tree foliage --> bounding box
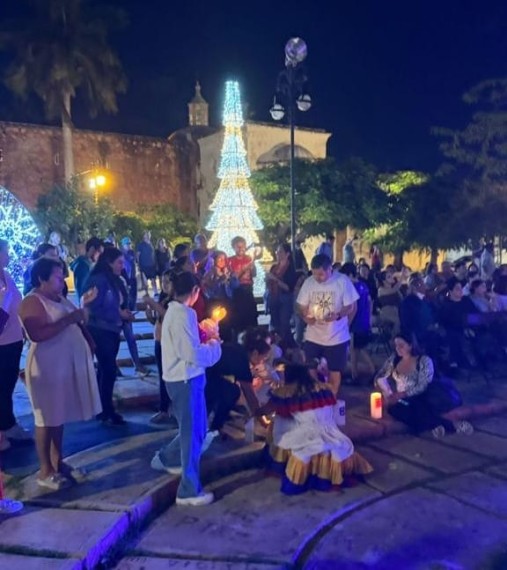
[0,0,127,120]
[433,78,507,241]
[250,157,389,250]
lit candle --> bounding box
[370,392,383,419]
[211,306,227,323]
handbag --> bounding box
[0,308,9,335]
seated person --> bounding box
[377,269,403,331]
[244,336,281,405]
[469,279,495,313]
[257,364,373,495]
[205,328,260,433]
[375,333,472,438]
[399,274,439,357]
[439,277,477,367]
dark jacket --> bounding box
[84,272,123,333]
[71,256,93,300]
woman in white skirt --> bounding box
[19,257,101,490]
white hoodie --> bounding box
[161,301,221,382]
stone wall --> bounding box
[0,121,200,216]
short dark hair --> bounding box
[244,337,270,357]
[311,254,332,270]
[85,237,103,252]
[173,243,189,259]
[31,257,62,286]
[454,260,466,270]
[470,279,485,294]
[34,243,56,259]
[340,262,356,278]
[173,255,189,272]
[231,236,246,248]
[326,234,335,241]
[172,271,199,297]
[446,276,461,292]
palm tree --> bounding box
[0,0,127,181]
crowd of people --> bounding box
[2,230,495,504]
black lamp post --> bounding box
[270,37,312,258]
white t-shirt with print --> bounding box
[296,273,359,346]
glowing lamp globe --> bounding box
[0,186,41,288]
[297,93,312,112]
[285,37,308,66]
[270,101,285,121]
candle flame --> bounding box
[211,306,227,322]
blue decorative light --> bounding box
[0,186,41,288]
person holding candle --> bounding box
[296,254,359,395]
[256,363,372,495]
[374,332,472,438]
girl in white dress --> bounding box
[257,364,372,494]
[19,257,101,490]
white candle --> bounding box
[370,392,383,419]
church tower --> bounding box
[188,81,209,127]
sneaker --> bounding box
[5,424,32,441]
[150,452,182,475]
[150,411,172,425]
[432,425,446,439]
[454,421,474,435]
[0,436,11,452]
[176,491,214,507]
[37,473,71,491]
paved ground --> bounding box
[114,418,507,570]
[2,309,507,569]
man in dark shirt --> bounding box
[70,237,103,302]
[205,340,260,432]
[137,231,158,294]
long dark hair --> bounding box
[393,331,423,366]
[90,247,124,295]
[285,364,317,395]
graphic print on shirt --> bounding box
[310,290,336,321]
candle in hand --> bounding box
[211,306,227,323]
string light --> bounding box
[206,80,271,296]
[0,186,41,288]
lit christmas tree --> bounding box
[206,80,269,295]
[0,186,41,288]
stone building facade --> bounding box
[0,83,330,223]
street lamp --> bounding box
[270,37,311,259]
[88,172,107,205]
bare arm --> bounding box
[296,302,316,325]
[19,296,84,343]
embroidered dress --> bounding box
[267,383,372,494]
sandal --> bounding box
[37,473,71,491]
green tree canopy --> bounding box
[250,157,389,250]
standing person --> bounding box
[266,243,298,346]
[70,237,103,303]
[294,240,308,272]
[228,236,259,333]
[18,257,101,489]
[190,234,212,278]
[172,243,191,267]
[144,270,173,424]
[151,272,221,506]
[120,237,137,312]
[316,234,335,262]
[369,244,382,273]
[84,248,134,425]
[296,254,359,395]
[0,239,31,451]
[481,243,496,281]
[342,236,356,264]
[24,243,69,298]
[155,238,172,289]
[340,263,375,383]
[137,231,158,295]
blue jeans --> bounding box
[158,375,207,498]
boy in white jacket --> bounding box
[151,272,221,506]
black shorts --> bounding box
[352,331,371,350]
[304,340,349,373]
[141,267,157,280]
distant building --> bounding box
[0,82,330,224]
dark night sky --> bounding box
[1,0,507,171]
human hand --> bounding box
[82,287,98,306]
[199,318,220,341]
[324,311,339,322]
[69,308,87,324]
[305,315,317,326]
[120,309,135,322]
